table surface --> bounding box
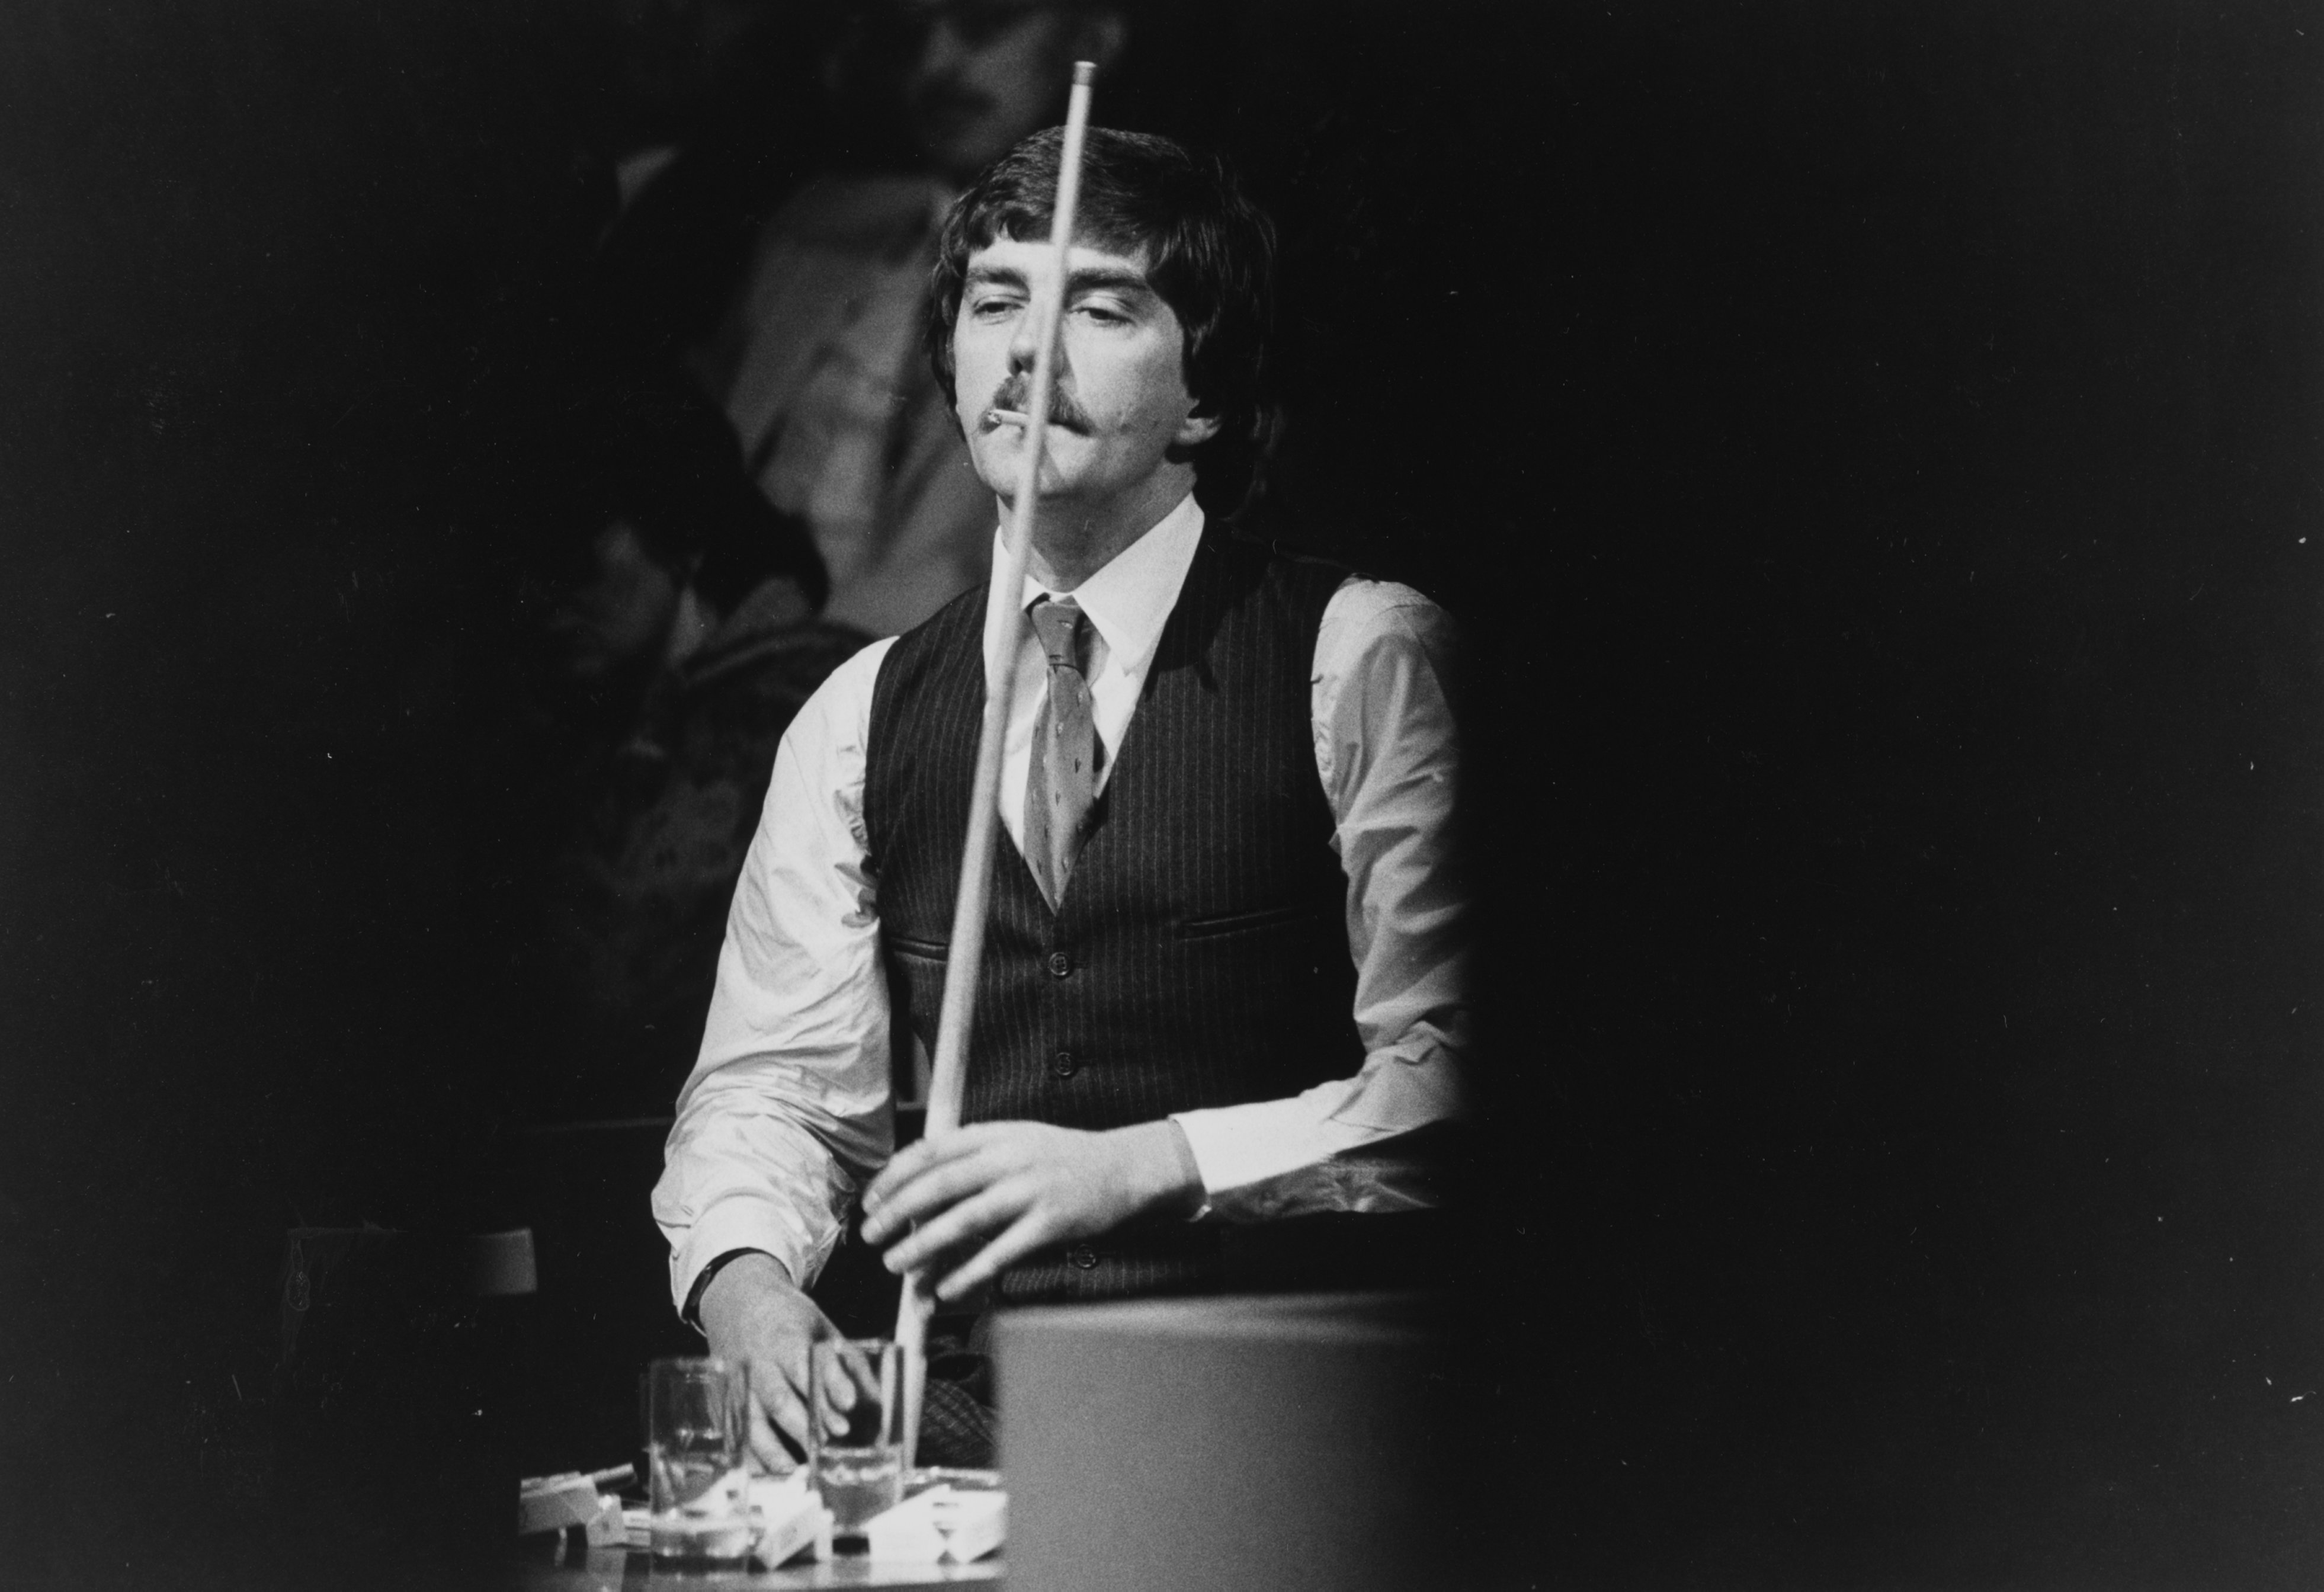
[519,1543,1002,1591]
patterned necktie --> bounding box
[1023,599,1100,909]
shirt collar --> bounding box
[1004,492,1204,678]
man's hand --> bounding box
[696,1253,873,1473]
[858,1120,1203,1302]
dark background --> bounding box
[4,2,2320,1586]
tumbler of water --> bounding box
[645,1356,752,1563]
[810,1337,905,1543]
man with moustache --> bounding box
[653,128,1467,1468]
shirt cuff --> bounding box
[1161,1117,1210,1220]
[668,1195,812,1318]
[1170,1091,1361,1203]
[1168,1052,1463,1223]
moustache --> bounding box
[981,377,1089,434]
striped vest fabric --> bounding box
[864,525,1362,1305]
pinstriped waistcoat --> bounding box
[863,525,1363,1305]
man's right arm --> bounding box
[650,637,897,1465]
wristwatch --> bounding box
[682,1245,773,1330]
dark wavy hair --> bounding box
[926,126,1281,519]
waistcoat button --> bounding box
[1066,1246,1098,1270]
[1052,1049,1077,1078]
[1047,951,1072,978]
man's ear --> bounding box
[1070,9,1130,75]
[1173,406,1222,449]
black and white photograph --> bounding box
[3,3,2320,1587]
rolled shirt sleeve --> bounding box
[1169,578,1469,1218]
[652,639,899,1313]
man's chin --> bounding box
[965,426,1017,479]
[970,425,1080,488]
[983,467,1080,511]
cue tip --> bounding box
[1072,60,1096,86]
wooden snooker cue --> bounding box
[894,59,1100,1473]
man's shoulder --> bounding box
[880,579,993,673]
[1213,524,1445,627]
[1182,526,1461,674]
[1187,523,1354,630]
[1320,574,1449,632]
[1314,575,1461,700]
[1212,521,1350,578]
[782,633,900,763]
[862,582,995,766]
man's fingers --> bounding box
[860,1129,995,1227]
[745,1390,799,1474]
[866,1129,985,1199]
[863,1139,937,1212]
[825,1337,878,1409]
[751,1362,814,1462]
[812,1337,878,1431]
[864,1150,1018,1247]
[860,1125,995,1227]
[935,1209,1056,1302]
[816,1373,850,1436]
[882,1178,1031,1274]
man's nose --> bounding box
[1006,297,1044,371]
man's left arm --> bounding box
[860,580,1466,1298]
[1166,578,1467,1219]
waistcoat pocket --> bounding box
[1176,898,1335,941]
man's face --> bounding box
[951,233,1215,512]
[896,0,1083,180]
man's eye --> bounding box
[969,294,1020,320]
[1075,302,1129,326]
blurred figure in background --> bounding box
[599,0,1132,637]
[509,376,868,1114]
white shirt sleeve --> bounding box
[1168,578,1469,1219]
[650,637,900,1314]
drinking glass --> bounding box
[810,1337,905,1542]
[645,1356,752,1563]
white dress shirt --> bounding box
[653,496,1467,1311]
